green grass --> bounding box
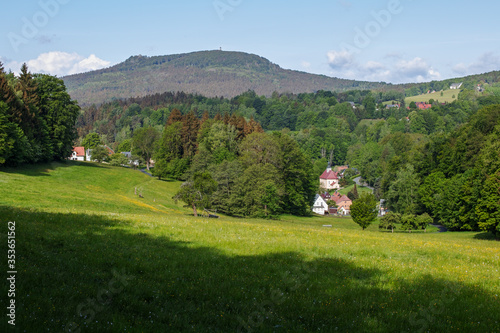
[339,184,373,196]
[1,162,499,332]
[405,89,459,105]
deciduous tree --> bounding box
[351,193,378,230]
[173,172,217,217]
[132,127,159,170]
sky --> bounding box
[2,0,500,84]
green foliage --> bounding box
[476,170,500,236]
[387,164,420,215]
[82,133,102,151]
[0,102,27,164]
[347,184,359,201]
[90,145,110,163]
[173,171,217,216]
[351,193,378,230]
[109,153,130,167]
[261,184,281,219]
[417,213,433,232]
[401,214,418,233]
[379,212,401,233]
[117,139,132,153]
[232,163,283,217]
[132,127,160,170]
[0,64,79,165]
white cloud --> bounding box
[393,57,441,82]
[301,61,311,69]
[452,52,500,76]
[7,51,111,76]
[327,50,354,70]
[69,54,111,75]
[326,50,440,83]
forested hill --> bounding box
[62,50,392,106]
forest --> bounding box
[2,60,499,236]
[75,82,500,235]
[0,62,80,165]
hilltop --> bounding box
[62,50,392,106]
[62,50,500,106]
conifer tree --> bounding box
[167,108,183,125]
[181,111,200,158]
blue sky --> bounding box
[2,0,500,83]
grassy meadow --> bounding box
[405,89,459,105]
[1,162,499,332]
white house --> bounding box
[450,82,463,90]
[312,194,329,215]
[70,147,85,161]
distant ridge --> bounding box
[62,50,391,106]
[62,50,500,106]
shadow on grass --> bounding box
[1,205,499,332]
[0,160,106,177]
[473,232,499,241]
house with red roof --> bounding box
[315,191,352,216]
[320,167,340,190]
[335,195,352,215]
[70,147,85,161]
[416,102,432,110]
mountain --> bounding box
[62,50,393,106]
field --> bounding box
[1,162,499,332]
[405,89,459,105]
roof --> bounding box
[105,146,115,155]
[415,102,432,110]
[73,147,85,156]
[320,169,339,180]
[321,192,331,200]
[337,195,351,203]
[331,192,342,202]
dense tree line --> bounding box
[76,83,499,233]
[347,102,500,236]
[143,108,316,218]
[0,62,79,165]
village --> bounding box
[312,165,386,218]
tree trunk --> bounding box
[391,227,394,233]
[146,159,150,171]
[192,203,198,217]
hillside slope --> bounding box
[1,162,499,332]
[62,50,392,105]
